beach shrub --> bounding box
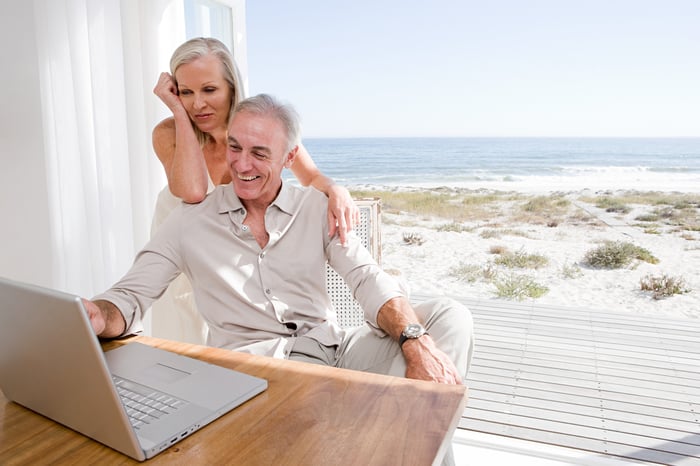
[402,232,425,245]
[482,263,498,280]
[594,196,630,214]
[635,213,659,222]
[561,261,583,279]
[639,274,691,300]
[520,195,570,214]
[449,263,484,283]
[437,222,471,233]
[494,274,549,300]
[494,250,549,269]
[489,245,509,255]
[480,228,531,239]
[582,241,659,269]
[513,195,571,225]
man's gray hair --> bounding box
[233,94,301,152]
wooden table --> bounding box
[0,336,467,465]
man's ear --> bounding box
[284,145,299,168]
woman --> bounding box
[152,37,357,237]
[150,37,358,343]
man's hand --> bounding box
[375,297,462,384]
[82,298,107,335]
[401,335,463,385]
[81,299,126,338]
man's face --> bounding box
[226,111,295,206]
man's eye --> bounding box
[229,145,241,151]
[253,152,267,159]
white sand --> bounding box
[377,191,700,320]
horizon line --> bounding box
[303,135,700,139]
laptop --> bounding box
[0,277,268,461]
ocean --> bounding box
[291,138,700,193]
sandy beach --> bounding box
[368,188,700,321]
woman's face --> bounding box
[175,54,233,133]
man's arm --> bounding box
[82,299,127,338]
[376,297,462,385]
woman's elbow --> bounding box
[172,186,208,204]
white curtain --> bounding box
[32,0,185,297]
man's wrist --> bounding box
[399,323,428,348]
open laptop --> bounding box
[0,277,268,461]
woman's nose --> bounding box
[193,93,206,109]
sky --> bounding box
[245,1,700,138]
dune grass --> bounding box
[580,191,700,233]
[640,273,691,300]
[355,188,695,303]
[582,241,659,269]
[350,189,522,223]
[494,274,549,300]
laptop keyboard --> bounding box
[113,376,188,430]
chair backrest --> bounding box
[327,198,382,329]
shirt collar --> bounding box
[217,182,296,216]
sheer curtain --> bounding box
[30,0,246,312]
[32,0,185,297]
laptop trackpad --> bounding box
[142,363,191,384]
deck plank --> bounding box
[427,296,700,465]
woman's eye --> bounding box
[179,89,192,96]
[204,87,217,93]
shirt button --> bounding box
[260,252,265,259]
[265,288,271,294]
[241,225,249,231]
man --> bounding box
[85,94,473,385]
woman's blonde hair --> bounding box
[170,37,244,146]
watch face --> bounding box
[405,323,424,338]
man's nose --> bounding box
[232,152,253,171]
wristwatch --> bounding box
[399,323,427,347]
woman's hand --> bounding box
[327,185,360,245]
[153,72,185,114]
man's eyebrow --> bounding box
[226,136,272,154]
[251,145,272,154]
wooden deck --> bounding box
[450,297,700,465]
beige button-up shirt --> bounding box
[94,183,404,357]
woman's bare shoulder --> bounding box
[153,117,176,138]
[152,117,176,158]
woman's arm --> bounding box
[291,143,359,244]
[152,72,209,203]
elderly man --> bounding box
[85,94,473,386]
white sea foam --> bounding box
[305,137,700,194]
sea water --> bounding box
[290,138,700,193]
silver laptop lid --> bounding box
[0,277,145,460]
